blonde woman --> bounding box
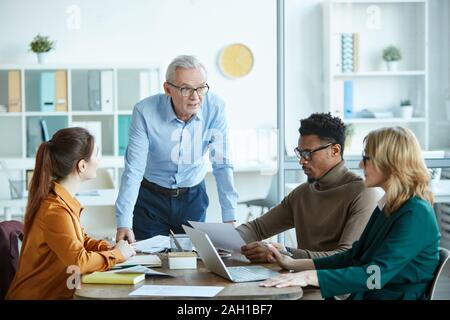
[261,127,440,300]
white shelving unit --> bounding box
[0,64,279,197]
[323,0,429,156]
[0,64,162,188]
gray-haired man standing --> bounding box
[115,55,239,242]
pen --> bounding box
[169,229,184,251]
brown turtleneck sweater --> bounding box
[237,161,381,259]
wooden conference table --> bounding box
[74,254,321,300]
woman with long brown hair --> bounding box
[7,127,135,300]
[260,126,440,300]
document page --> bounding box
[132,235,170,253]
[129,285,224,297]
[188,221,246,252]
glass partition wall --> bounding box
[278,0,450,248]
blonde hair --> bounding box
[364,126,433,215]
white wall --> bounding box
[0,0,277,130]
[284,0,325,154]
[0,0,279,224]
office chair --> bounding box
[0,220,23,300]
[238,175,278,222]
[429,247,450,300]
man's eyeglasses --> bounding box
[362,154,371,166]
[167,82,209,97]
[294,143,334,161]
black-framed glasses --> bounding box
[362,153,371,166]
[294,143,334,161]
[167,82,209,97]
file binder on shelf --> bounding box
[118,115,132,156]
[343,80,354,119]
[40,119,50,142]
[40,71,55,112]
[55,70,68,112]
[7,70,21,112]
[88,70,101,111]
[101,70,113,112]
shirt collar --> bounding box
[51,181,82,217]
[377,195,386,210]
[163,95,204,123]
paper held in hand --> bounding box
[114,254,162,268]
[188,221,246,252]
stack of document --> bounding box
[132,235,170,253]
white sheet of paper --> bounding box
[188,221,246,252]
[115,255,161,267]
[129,285,224,297]
[132,235,170,253]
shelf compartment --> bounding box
[71,69,114,112]
[26,115,68,157]
[331,76,426,118]
[117,68,160,111]
[0,116,22,157]
[24,70,68,112]
[71,115,115,156]
[330,1,426,72]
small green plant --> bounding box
[400,99,412,107]
[382,45,402,62]
[29,34,55,53]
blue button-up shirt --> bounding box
[115,93,239,228]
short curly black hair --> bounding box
[299,113,346,156]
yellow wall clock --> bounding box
[218,43,254,78]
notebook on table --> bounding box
[81,272,145,285]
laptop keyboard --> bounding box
[228,266,277,282]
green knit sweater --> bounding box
[314,196,440,300]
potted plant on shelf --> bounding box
[29,34,55,64]
[382,45,402,72]
[400,99,414,119]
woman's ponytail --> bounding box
[23,141,53,235]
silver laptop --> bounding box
[183,225,280,283]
